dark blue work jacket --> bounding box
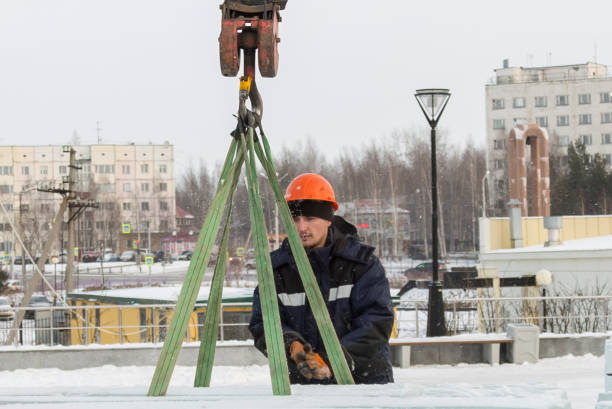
[249,216,394,384]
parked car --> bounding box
[0,296,14,321]
[120,250,137,262]
[13,255,32,265]
[81,251,100,263]
[178,250,193,261]
[138,249,155,262]
[4,279,21,292]
[153,250,165,263]
[402,261,449,280]
[34,254,49,264]
[25,294,51,319]
[103,252,120,262]
[244,248,256,269]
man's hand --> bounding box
[289,341,331,380]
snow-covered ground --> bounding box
[0,354,603,409]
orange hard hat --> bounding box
[284,173,338,211]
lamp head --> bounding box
[415,88,451,126]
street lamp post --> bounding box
[415,88,451,337]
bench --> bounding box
[389,324,539,368]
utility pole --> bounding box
[65,147,77,293]
[63,147,98,292]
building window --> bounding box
[122,202,131,211]
[0,166,13,176]
[534,96,547,107]
[160,220,169,231]
[581,134,592,145]
[96,221,104,230]
[122,165,130,174]
[141,183,149,193]
[513,117,527,126]
[601,112,612,124]
[602,134,612,145]
[123,183,131,192]
[40,165,48,175]
[159,164,167,173]
[96,183,115,193]
[159,200,168,211]
[605,154,612,165]
[20,204,29,212]
[535,116,548,127]
[600,92,612,103]
[495,159,504,169]
[513,97,526,108]
[496,179,505,193]
[0,185,12,194]
[557,115,570,126]
[59,165,67,175]
[493,119,505,129]
[40,203,50,212]
[556,95,569,106]
[493,140,505,150]
[140,164,149,173]
[94,165,114,174]
[579,114,592,125]
[159,182,167,192]
[579,93,591,105]
[141,201,149,211]
[492,99,505,110]
[558,135,569,146]
[21,166,29,176]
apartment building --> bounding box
[485,61,612,214]
[0,143,175,256]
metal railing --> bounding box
[1,295,611,347]
[396,295,612,338]
[0,301,253,347]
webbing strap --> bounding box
[242,127,291,395]
[255,127,354,385]
[148,141,243,397]
[193,149,242,387]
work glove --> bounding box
[289,341,331,380]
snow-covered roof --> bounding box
[488,234,612,254]
[68,285,255,305]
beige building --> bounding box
[485,61,612,215]
[0,143,175,256]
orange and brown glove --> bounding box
[289,341,331,380]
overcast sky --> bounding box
[1,1,612,177]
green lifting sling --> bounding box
[148,123,354,397]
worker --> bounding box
[249,173,394,384]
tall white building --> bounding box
[0,143,175,256]
[485,61,612,214]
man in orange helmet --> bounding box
[249,173,394,384]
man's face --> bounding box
[293,215,331,250]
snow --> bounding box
[0,354,602,409]
[488,234,612,254]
